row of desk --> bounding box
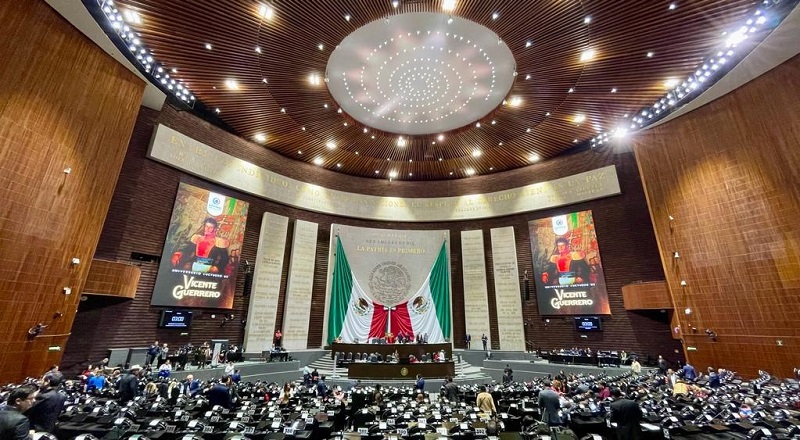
[347,361,455,379]
[331,342,452,361]
[545,353,621,367]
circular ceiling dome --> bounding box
[326,12,517,136]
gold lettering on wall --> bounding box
[149,124,622,222]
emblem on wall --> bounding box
[369,261,411,305]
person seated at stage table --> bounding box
[408,354,418,363]
[439,349,446,361]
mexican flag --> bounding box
[327,237,450,344]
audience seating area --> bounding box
[3,367,799,440]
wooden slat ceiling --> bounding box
[118,0,757,180]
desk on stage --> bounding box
[331,342,452,360]
[347,361,455,379]
[546,353,620,367]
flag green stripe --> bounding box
[430,242,450,338]
[327,236,353,344]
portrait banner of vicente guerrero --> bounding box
[152,182,249,309]
[528,210,610,315]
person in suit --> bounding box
[610,388,642,440]
[26,374,66,433]
[481,334,488,351]
[207,376,233,409]
[465,334,471,349]
[0,385,37,440]
[476,385,496,414]
[538,380,563,426]
[118,365,141,402]
[415,374,425,391]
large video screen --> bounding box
[151,182,249,309]
[528,210,610,315]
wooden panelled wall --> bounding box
[0,1,144,381]
[63,103,680,372]
[634,55,800,378]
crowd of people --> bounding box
[143,340,244,371]
[2,359,799,440]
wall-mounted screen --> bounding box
[151,182,249,309]
[528,210,611,315]
[159,310,193,328]
[574,316,603,332]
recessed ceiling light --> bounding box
[344,14,351,21]
[323,103,329,108]
[224,79,239,90]
[391,0,399,8]
[489,167,494,171]
[363,128,368,133]
[171,68,177,73]
[491,12,499,20]
[205,43,212,50]
[545,112,551,117]
[669,3,677,10]
[437,134,444,141]
[573,114,586,124]
[568,87,575,93]
[313,157,324,166]
[529,153,540,162]
[214,108,220,113]
[664,78,680,88]
[253,133,267,143]
[375,170,380,174]
[409,173,413,176]
[397,137,407,147]
[123,9,142,24]
[491,120,497,125]
[508,96,522,107]
[579,49,595,62]
[258,4,274,20]
[389,170,399,178]
[326,141,336,149]
[466,168,476,176]
[301,126,306,131]
[442,0,456,12]
[343,122,348,127]
[472,149,482,158]
[297,150,302,155]
[308,73,321,86]
[525,41,532,48]
[262,78,268,83]
[255,46,262,53]
[475,122,481,128]
[526,128,531,133]
[646,51,655,58]
[573,139,579,143]
[584,16,591,24]
[280,107,286,113]
[318,43,324,50]
[337,163,342,168]
[611,87,618,93]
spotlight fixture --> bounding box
[673,251,680,259]
[680,280,687,286]
[442,0,456,12]
[668,215,675,221]
[258,4,274,20]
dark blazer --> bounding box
[208,384,232,409]
[0,407,30,440]
[118,373,139,402]
[26,388,66,432]
[610,398,642,440]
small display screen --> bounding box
[574,316,602,331]
[159,310,193,328]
